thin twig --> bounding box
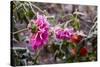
[13,37,21,45]
[88,21,97,35]
[28,2,37,16]
[61,4,65,13]
[22,4,30,22]
[93,16,97,23]
[34,49,41,60]
[64,19,72,28]
[43,10,49,15]
[46,15,55,19]
[59,42,65,55]
[13,28,28,35]
[73,11,86,16]
[29,2,44,14]
[33,48,41,64]
[13,1,23,11]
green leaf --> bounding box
[70,15,80,30]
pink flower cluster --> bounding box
[29,13,50,50]
[28,13,80,50]
[55,27,74,40]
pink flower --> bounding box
[55,28,64,39]
[64,27,74,39]
[29,13,49,50]
[55,27,74,40]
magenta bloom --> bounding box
[30,13,49,50]
[55,27,74,40]
[55,28,64,39]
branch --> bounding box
[12,28,28,35]
[29,2,44,14]
[88,21,97,35]
[28,2,37,16]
